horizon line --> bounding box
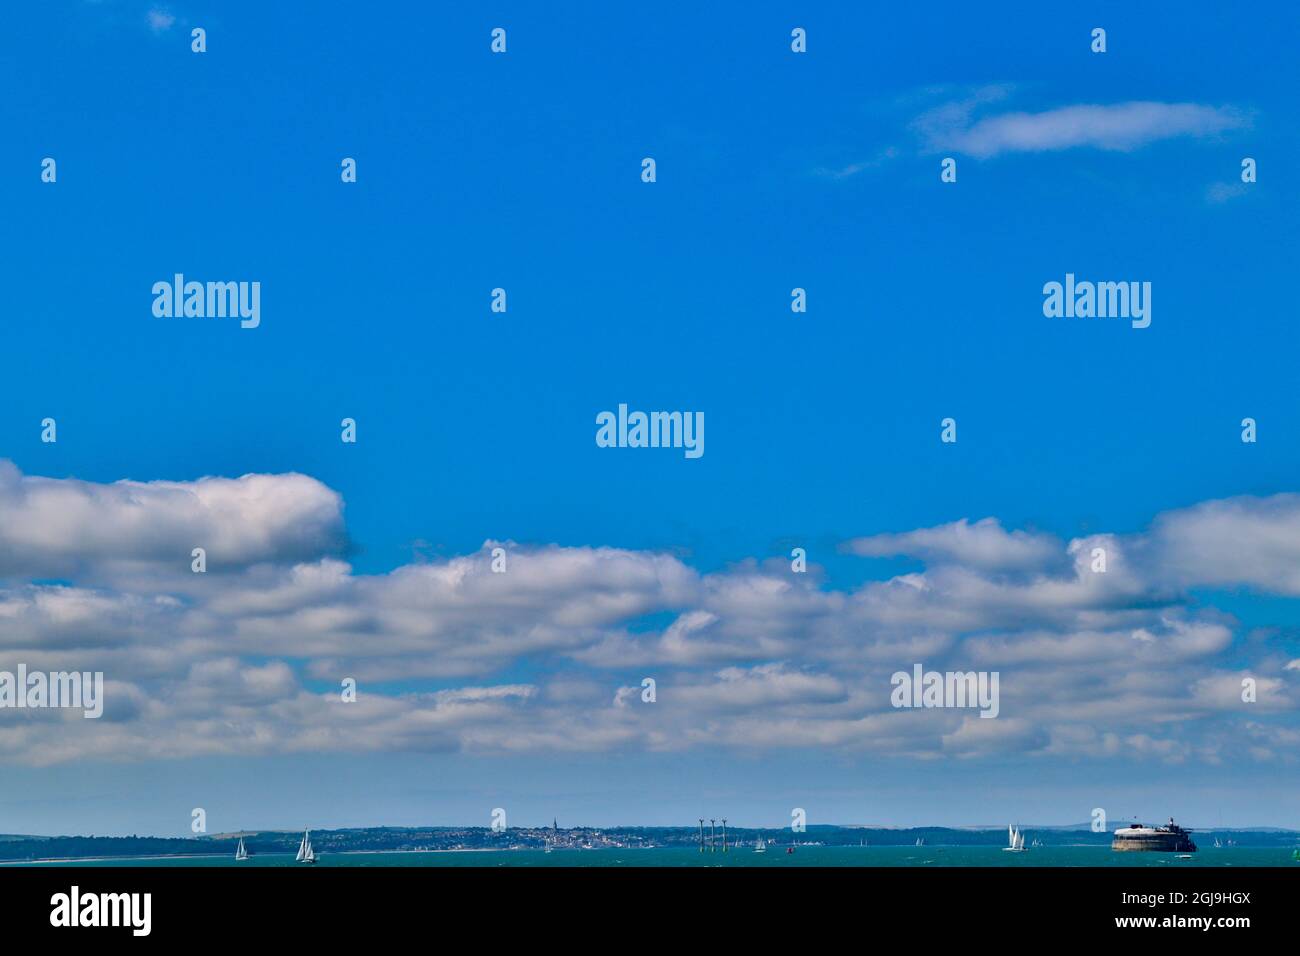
[8,821,1297,841]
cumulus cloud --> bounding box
[844,517,1062,573]
[0,461,1297,767]
[1141,494,1300,594]
[0,460,345,583]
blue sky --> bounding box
[1,1,1299,836]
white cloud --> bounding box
[844,517,1061,572]
[146,8,175,34]
[814,147,900,180]
[0,460,345,582]
[1141,493,1300,594]
[1206,181,1249,204]
[1,462,1297,767]
[915,99,1248,158]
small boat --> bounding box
[234,837,248,861]
[1003,825,1027,852]
[754,837,767,854]
[1213,837,1222,848]
[295,829,317,864]
[915,837,925,847]
[786,845,794,854]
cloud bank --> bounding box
[0,461,1295,767]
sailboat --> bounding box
[915,837,925,847]
[754,837,767,853]
[1003,825,1027,852]
[234,837,248,861]
[1214,837,1222,848]
[295,829,317,864]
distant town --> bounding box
[2,824,1298,863]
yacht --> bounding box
[1003,825,1027,852]
[295,829,317,864]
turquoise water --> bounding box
[12,846,1297,867]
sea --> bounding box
[10,846,1295,867]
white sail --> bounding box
[1005,824,1027,851]
[235,837,248,861]
[296,830,310,862]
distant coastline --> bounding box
[2,824,1297,864]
